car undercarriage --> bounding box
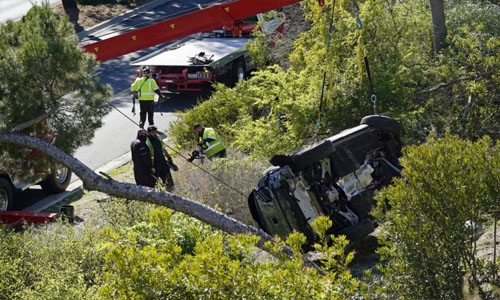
[248,115,404,247]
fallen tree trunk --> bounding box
[0,132,290,254]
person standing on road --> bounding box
[146,125,178,191]
[188,124,226,162]
[130,129,156,188]
[130,66,166,128]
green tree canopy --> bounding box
[171,0,500,160]
[0,4,111,161]
[374,134,500,299]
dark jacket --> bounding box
[130,133,155,187]
[146,135,171,183]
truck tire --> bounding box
[360,115,403,139]
[40,166,72,194]
[0,178,13,211]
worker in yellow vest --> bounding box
[131,66,166,128]
[187,124,226,162]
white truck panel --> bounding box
[131,37,250,67]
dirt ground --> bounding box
[54,0,153,32]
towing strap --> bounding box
[353,0,378,114]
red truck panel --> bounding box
[82,0,302,61]
[0,211,58,226]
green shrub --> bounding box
[372,134,500,299]
[99,214,364,299]
[0,223,105,300]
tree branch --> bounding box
[10,106,59,133]
[0,133,328,274]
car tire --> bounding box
[40,166,72,194]
[0,178,13,211]
[289,139,335,171]
[360,115,403,139]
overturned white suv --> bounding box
[248,115,403,247]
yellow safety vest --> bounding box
[199,127,225,158]
[131,77,159,101]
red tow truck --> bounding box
[81,0,302,94]
[129,12,287,94]
[0,132,71,225]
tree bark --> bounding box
[429,0,447,55]
[61,0,83,32]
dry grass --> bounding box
[170,150,268,226]
[62,149,269,228]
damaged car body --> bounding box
[248,115,403,246]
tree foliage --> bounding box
[171,0,500,160]
[0,205,366,300]
[372,134,500,299]
[0,4,111,160]
[98,212,362,299]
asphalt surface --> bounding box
[75,0,215,171]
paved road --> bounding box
[0,0,61,24]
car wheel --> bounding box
[289,139,335,171]
[360,115,403,139]
[0,178,13,211]
[40,166,72,194]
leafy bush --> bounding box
[372,134,500,299]
[99,213,364,299]
[0,223,104,300]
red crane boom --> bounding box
[82,0,303,61]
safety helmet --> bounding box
[141,66,151,74]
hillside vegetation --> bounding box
[1,0,500,299]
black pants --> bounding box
[139,100,155,127]
[214,149,227,158]
[156,162,174,191]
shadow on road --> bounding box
[13,188,48,211]
[155,92,205,113]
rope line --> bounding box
[353,0,378,114]
[314,0,336,142]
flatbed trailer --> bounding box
[131,37,251,93]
